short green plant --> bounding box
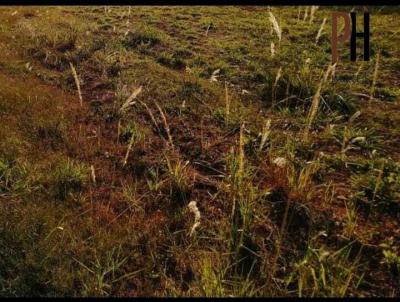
[199,256,226,297]
[53,159,87,200]
[286,241,364,297]
[75,246,142,296]
[332,123,383,158]
[199,253,258,297]
[383,250,400,272]
[0,159,30,196]
[343,200,358,238]
[165,155,190,203]
[380,244,400,278]
[286,159,320,203]
[122,122,145,167]
[146,167,164,192]
[122,181,143,213]
[0,159,10,193]
[157,52,186,70]
[122,25,164,50]
[350,160,400,212]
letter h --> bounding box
[350,12,370,61]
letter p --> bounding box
[332,12,351,64]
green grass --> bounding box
[0,5,399,297]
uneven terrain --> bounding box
[0,6,399,297]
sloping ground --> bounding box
[0,6,399,297]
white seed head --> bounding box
[273,157,287,168]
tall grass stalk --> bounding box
[90,165,96,184]
[69,62,83,106]
[369,52,380,106]
[303,63,336,141]
[155,102,174,149]
[138,100,162,139]
[309,6,319,24]
[315,17,327,44]
[269,11,282,45]
[341,110,361,159]
[230,124,246,267]
[120,86,142,114]
[272,67,282,105]
[225,82,231,122]
[355,62,364,79]
[303,7,309,21]
[123,131,136,167]
[271,42,276,57]
[259,119,271,152]
[239,124,245,176]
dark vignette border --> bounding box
[0,0,399,7]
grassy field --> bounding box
[0,6,399,297]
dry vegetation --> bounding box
[0,6,399,297]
